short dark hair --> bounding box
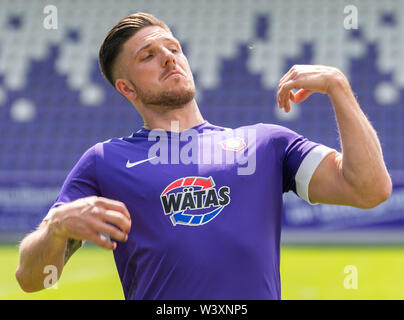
[98,12,171,87]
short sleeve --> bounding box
[279,126,336,204]
[294,145,336,204]
[43,144,101,220]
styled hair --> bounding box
[98,12,171,87]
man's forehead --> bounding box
[136,26,174,42]
[127,26,178,53]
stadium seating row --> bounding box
[0,0,403,176]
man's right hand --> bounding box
[48,196,132,250]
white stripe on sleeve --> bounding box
[295,145,337,205]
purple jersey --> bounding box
[47,121,334,299]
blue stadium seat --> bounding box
[0,0,403,234]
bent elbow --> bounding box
[15,267,40,293]
[357,177,392,209]
[375,175,393,206]
[379,179,393,203]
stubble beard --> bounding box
[131,79,195,109]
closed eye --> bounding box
[142,54,153,60]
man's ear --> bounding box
[115,78,138,100]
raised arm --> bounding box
[16,196,131,292]
[277,65,392,208]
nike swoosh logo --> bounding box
[126,156,157,168]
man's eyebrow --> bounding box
[134,37,180,58]
[134,43,152,58]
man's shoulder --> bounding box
[80,132,146,160]
[231,122,297,137]
[98,131,146,147]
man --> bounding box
[16,12,391,299]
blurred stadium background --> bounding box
[1,0,404,299]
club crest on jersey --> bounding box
[219,137,247,152]
[160,176,230,226]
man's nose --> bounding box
[162,48,177,67]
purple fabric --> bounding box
[51,122,320,300]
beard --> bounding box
[130,79,195,109]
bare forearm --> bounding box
[328,75,392,199]
[277,64,391,207]
[16,221,67,292]
[16,197,131,292]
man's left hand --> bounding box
[277,64,348,112]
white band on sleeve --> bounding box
[295,145,337,205]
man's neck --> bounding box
[139,99,205,132]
